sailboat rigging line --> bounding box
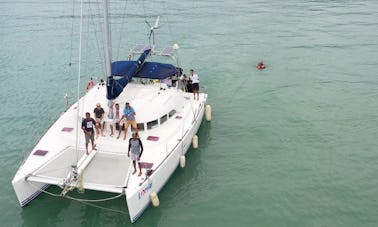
[87,0,106,78]
[87,0,103,76]
[27,181,62,197]
[65,193,125,203]
[103,0,112,79]
[83,0,91,76]
[75,0,85,162]
[141,0,154,48]
[27,182,126,214]
[69,198,128,214]
[188,98,198,123]
[115,0,129,60]
[31,166,76,176]
[68,0,76,66]
[162,1,176,46]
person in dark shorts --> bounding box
[189,69,199,100]
[94,103,105,137]
[82,112,97,155]
[128,132,144,176]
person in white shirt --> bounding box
[110,103,122,137]
[189,69,199,100]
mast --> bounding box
[103,0,112,86]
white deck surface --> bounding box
[16,81,206,194]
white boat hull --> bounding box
[12,179,50,207]
[126,101,205,222]
[12,82,208,223]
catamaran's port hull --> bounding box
[12,176,50,207]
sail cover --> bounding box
[107,49,178,100]
[112,61,178,79]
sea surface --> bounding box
[1,0,378,226]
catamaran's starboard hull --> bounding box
[126,100,206,223]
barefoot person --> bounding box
[107,101,115,137]
[81,112,97,155]
[189,69,199,100]
[118,102,138,140]
[94,103,105,137]
[128,132,144,176]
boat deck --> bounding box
[16,82,206,195]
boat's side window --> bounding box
[147,120,158,129]
[168,110,176,118]
[160,114,168,125]
[137,123,144,131]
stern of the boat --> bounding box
[12,173,49,207]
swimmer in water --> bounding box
[256,61,266,69]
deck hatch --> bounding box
[147,136,159,141]
[62,127,74,132]
[33,150,48,156]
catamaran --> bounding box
[12,0,210,223]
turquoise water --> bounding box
[1,0,378,226]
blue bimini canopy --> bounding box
[106,49,178,100]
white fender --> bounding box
[205,104,212,121]
[149,191,160,207]
[192,135,198,149]
[180,155,186,168]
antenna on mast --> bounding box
[145,16,160,52]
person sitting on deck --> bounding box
[128,132,144,176]
[94,103,105,137]
[178,73,189,91]
[86,77,95,92]
[117,102,138,140]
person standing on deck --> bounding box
[118,102,138,140]
[189,69,199,100]
[128,132,144,176]
[113,103,123,134]
[81,112,97,155]
[107,101,115,137]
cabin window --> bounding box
[168,110,176,118]
[160,114,168,124]
[137,123,145,131]
[147,120,159,129]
